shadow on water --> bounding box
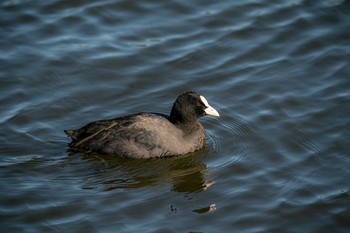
[67,149,213,194]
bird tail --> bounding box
[64,129,78,141]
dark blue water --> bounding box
[1,0,350,232]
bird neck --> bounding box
[169,109,198,125]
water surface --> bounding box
[1,0,350,232]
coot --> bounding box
[64,92,219,158]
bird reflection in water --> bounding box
[74,149,215,194]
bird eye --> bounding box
[196,101,201,107]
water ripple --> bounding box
[1,0,350,232]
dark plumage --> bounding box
[64,92,219,159]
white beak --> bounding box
[200,95,220,117]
